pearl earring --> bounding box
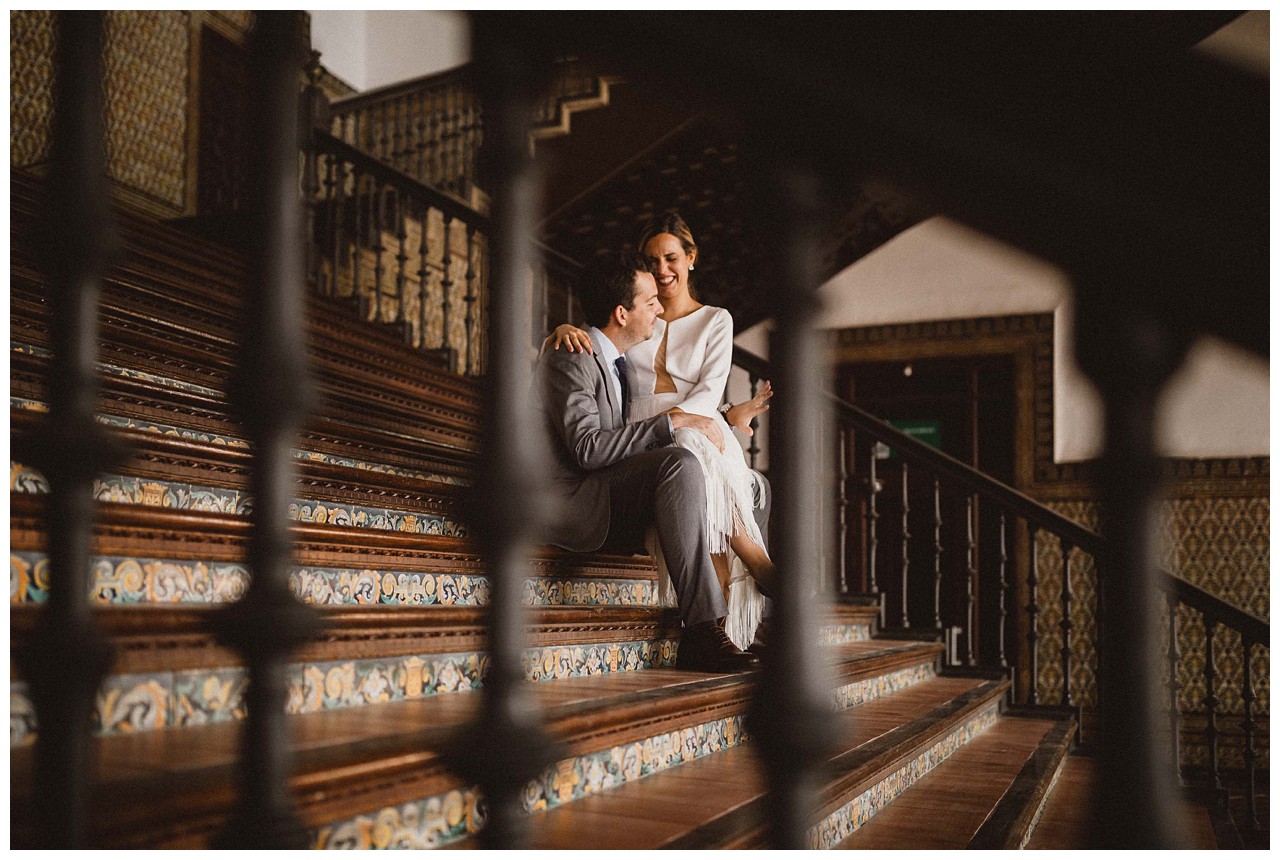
[689,264,695,271]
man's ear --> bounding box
[612,304,628,328]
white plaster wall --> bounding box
[734,216,1269,464]
[310,11,470,92]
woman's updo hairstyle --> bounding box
[638,212,697,258]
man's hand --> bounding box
[667,409,724,453]
[725,380,773,436]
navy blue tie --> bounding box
[614,355,630,423]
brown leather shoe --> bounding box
[677,619,760,672]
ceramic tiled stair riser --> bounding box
[11,551,658,609]
[313,653,938,850]
[314,714,753,850]
[9,636,684,744]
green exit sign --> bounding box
[887,419,942,457]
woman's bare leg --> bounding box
[729,518,776,598]
[711,552,733,605]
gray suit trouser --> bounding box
[597,447,725,628]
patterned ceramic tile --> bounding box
[312,788,485,850]
[95,672,173,734]
[806,702,1001,849]
[13,636,680,744]
[173,668,249,727]
[1036,496,1269,770]
[819,623,873,645]
[91,474,248,513]
[312,714,750,849]
[832,663,935,711]
[523,577,658,607]
[11,684,37,747]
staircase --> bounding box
[12,11,1266,848]
[12,169,1121,849]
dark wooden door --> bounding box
[839,354,1015,663]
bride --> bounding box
[547,214,775,649]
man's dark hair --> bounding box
[578,251,650,328]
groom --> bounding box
[536,251,758,672]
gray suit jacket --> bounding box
[537,346,674,551]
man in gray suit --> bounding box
[536,252,758,672]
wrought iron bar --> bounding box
[464,224,478,375]
[837,426,850,595]
[1165,592,1181,784]
[900,461,910,628]
[932,477,942,630]
[442,20,561,847]
[1078,295,1188,847]
[391,95,404,170]
[1026,524,1040,705]
[212,11,320,847]
[966,493,978,666]
[997,511,1008,670]
[377,100,390,162]
[1241,635,1258,829]
[867,445,881,623]
[16,11,121,847]
[1202,613,1222,792]
[1060,537,1074,705]
[747,162,837,849]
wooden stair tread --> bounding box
[836,715,1055,848]
[12,640,939,843]
[1023,756,1219,849]
[516,675,997,849]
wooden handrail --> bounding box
[329,64,473,114]
[312,130,488,228]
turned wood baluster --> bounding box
[430,87,443,188]
[465,90,481,188]
[443,86,457,191]
[900,462,911,628]
[463,225,477,375]
[351,169,364,309]
[330,156,346,298]
[418,205,433,349]
[212,12,320,847]
[394,191,409,330]
[1059,537,1074,705]
[1165,592,1181,784]
[867,446,881,624]
[932,478,943,631]
[440,215,455,366]
[965,494,978,666]
[415,91,428,184]
[1201,613,1222,792]
[1241,635,1259,829]
[17,12,121,846]
[1026,524,1040,705]
[372,184,387,322]
[391,96,405,171]
[320,156,337,296]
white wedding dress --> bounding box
[626,305,768,649]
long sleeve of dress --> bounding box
[674,308,733,418]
